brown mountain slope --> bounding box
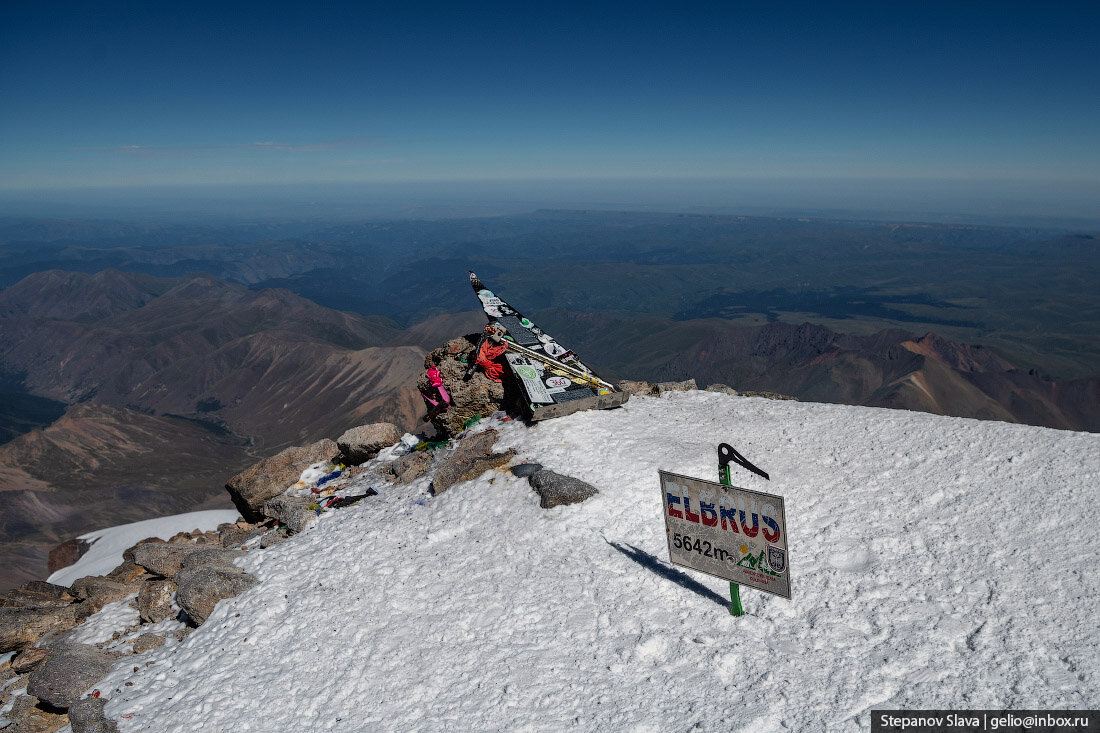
[0,403,252,590]
[0,270,424,449]
[0,270,435,591]
[534,312,1100,432]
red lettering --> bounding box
[683,497,700,523]
[666,493,682,519]
[699,500,718,527]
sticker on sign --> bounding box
[659,470,791,599]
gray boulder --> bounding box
[705,383,739,396]
[337,423,403,465]
[27,642,115,709]
[430,430,516,496]
[261,495,317,534]
[179,548,246,571]
[68,695,119,733]
[528,470,599,509]
[0,606,81,654]
[136,580,176,624]
[225,438,341,522]
[175,565,258,626]
[68,577,135,609]
[130,544,207,578]
[656,378,697,395]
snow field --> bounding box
[79,392,1097,731]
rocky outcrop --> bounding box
[421,336,509,438]
[528,470,599,509]
[618,380,658,397]
[430,430,516,496]
[225,438,341,522]
[656,378,697,395]
[130,544,209,579]
[27,642,116,709]
[0,605,81,653]
[336,423,402,465]
[48,538,91,574]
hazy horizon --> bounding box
[1,176,1098,230]
[2,2,1097,229]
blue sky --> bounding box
[1,1,1097,218]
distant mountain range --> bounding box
[0,263,1097,591]
[0,270,488,590]
[533,311,1100,431]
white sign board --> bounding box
[659,470,791,599]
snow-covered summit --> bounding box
[54,392,1100,730]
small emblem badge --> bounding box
[767,545,786,574]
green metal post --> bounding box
[719,459,745,617]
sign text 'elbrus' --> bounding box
[659,470,791,599]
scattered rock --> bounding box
[104,561,149,584]
[218,522,262,548]
[0,589,72,610]
[178,549,245,572]
[68,578,134,610]
[10,647,50,674]
[261,495,317,534]
[383,450,433,484]
[7,694,69,733]
[618,379,657,397]
[27,642,115,709]
[738,390,798,401]
[131,634,164,655]
[528,470,599,509]
[259,528,290,549]
[68,695,118,733]
[430,430,516,495]
[224,438,341,522]
[136,580,175,624]
[47,538,91,575]
[336,423,403,465]
[509,462,544,478]
[130,544,207,579]
[0,606,81,654]
[122,538,165,564]
[704,383,739,396]
[175,565,258,626]
[656,378,697,395]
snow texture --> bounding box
[47,510,241,588]
[58,393,1100,731]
